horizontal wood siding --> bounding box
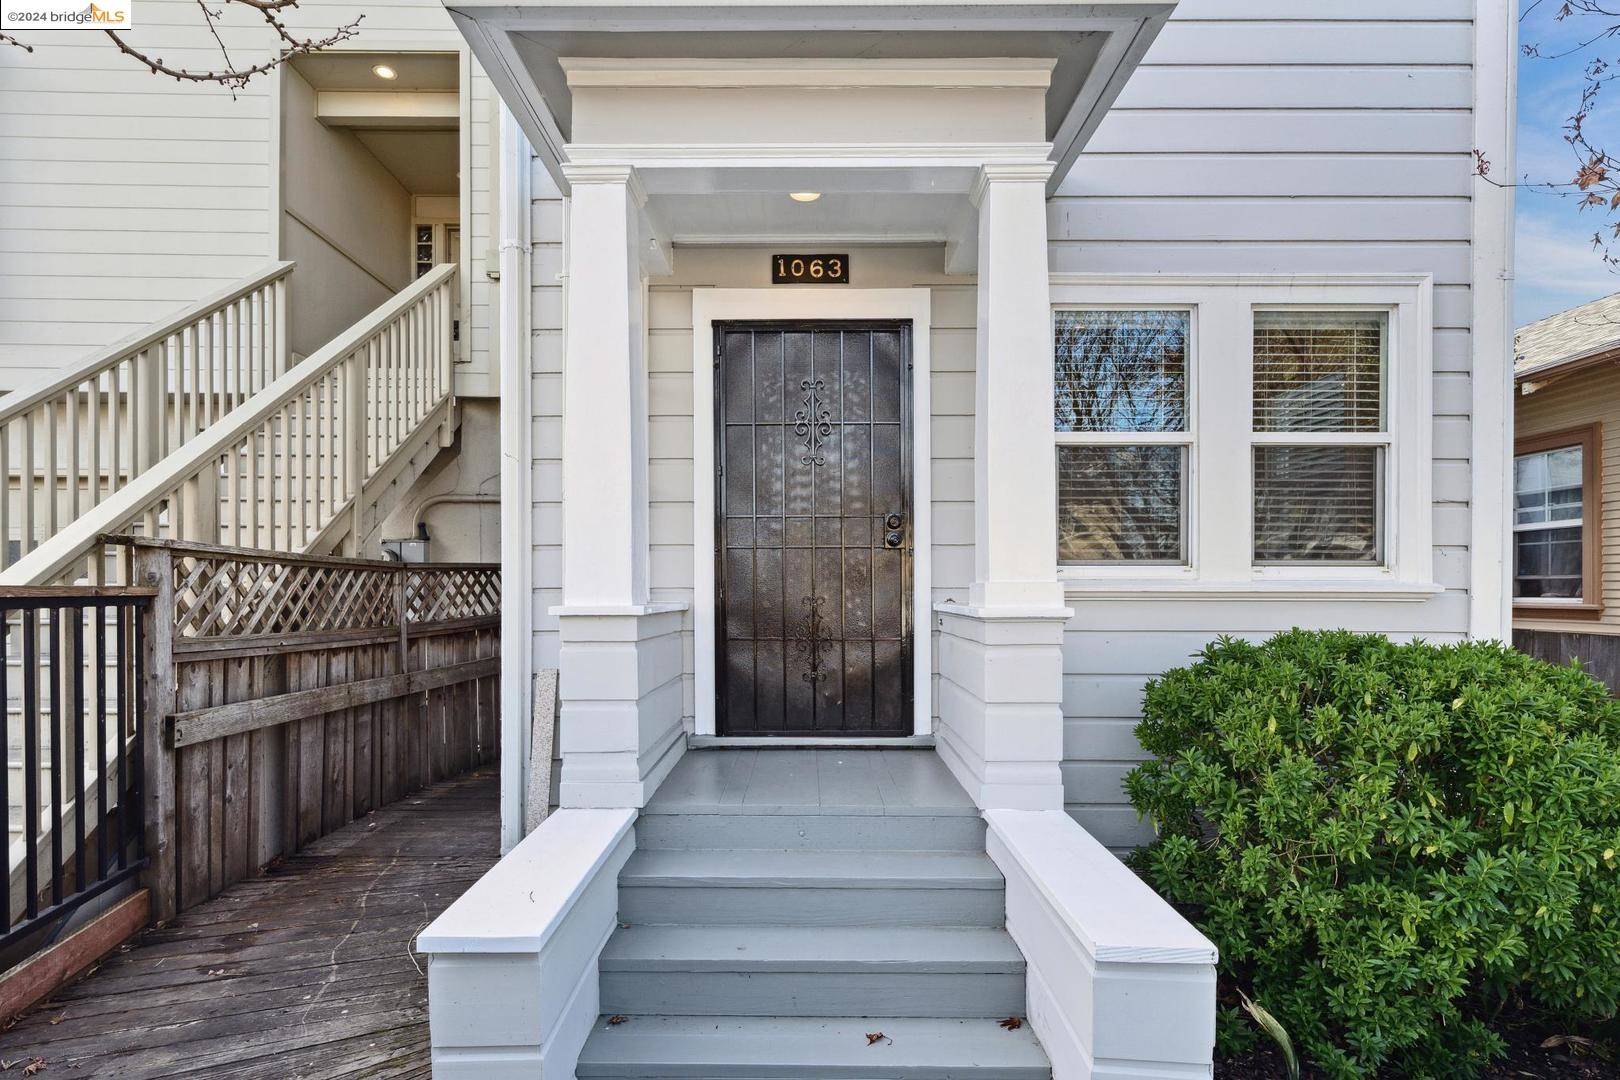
[0,0,495,395]
[1056,0,1478,848]
[1514,369,1620,636]
[531,165,566,788]
[524,2,1488,849]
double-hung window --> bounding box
[1251,312,1388,565]
[1054,309,1192,565]
[1050,276,1433,594]
[1512,426,1600,610]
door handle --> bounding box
[883,511,904,549]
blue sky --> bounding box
[1515,0,1620,325]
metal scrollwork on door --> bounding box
[793,378,832,466]
[792,595,830,683]
[715,323,914,736]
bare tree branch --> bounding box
[1481,1,1620,270]
[9,0,358,91]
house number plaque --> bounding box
[772,254,849,284]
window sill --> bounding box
[1062,579,1445,602]
[1512,602,1603,620]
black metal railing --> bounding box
[0,587,151,960]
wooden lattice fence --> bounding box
[118,538,499,919]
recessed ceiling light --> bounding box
[789,192,822,203]
[372,64,398,81]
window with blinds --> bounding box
[1058,446,1184,562]
[1054,310,1191,564]
[1251,311,1388,565]
[1253,313,1386,432]
[1513,444,1585,600]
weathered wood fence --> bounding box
[126,537,499,920]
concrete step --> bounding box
[576,1015,1051,1079]
[617,848,1005,928]
[599,925,1025,1018]
[635,809,985,852]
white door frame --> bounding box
[691,287,933,739]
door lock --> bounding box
[884,512,904,531]
[883,511,904,549]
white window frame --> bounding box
[1049,274,1436,600]
[1053,305,1198,569]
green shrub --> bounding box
[1124,630,1620,1079]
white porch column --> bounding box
[935,162,1069,812]
[552,164,686,809]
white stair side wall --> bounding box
[986,809,1217,1080]
[420,807,636,1078]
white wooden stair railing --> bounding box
[0,264,458,588]
[0,263,293,575]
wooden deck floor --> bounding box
[0,767,501,1079]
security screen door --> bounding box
[714,321,914,736]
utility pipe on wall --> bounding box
[411,493,500,534]
[497,104,534,854]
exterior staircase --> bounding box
[0,261,462,849]
[577,752,1053,1079]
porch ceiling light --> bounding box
[372,63,399,80]
[789,192,822,203]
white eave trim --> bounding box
[562,141,1055,166]
[444,2,1176,196]
[560,55,1057,89]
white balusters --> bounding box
[0,264,294,574]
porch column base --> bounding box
[552,604,688,808]
[934,604,1071,811]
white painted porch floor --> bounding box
[648,747,978,815]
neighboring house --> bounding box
[0,0,1518,1077]
[1513,293,1620,687]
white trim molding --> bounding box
[691,287,934,739]
[419,809,636,1077]
[985,809,1217,1080]
[1470,0,1518,641]
[441,1,1177,198]
[559,56,1057,89]
[497,105,534,854]
[1048,273,1438,600]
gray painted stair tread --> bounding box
[621,848,1003,889]
[576,1015,1051,1078]
[648,749,975,814]
[639,801,981,818]
[633,811,986,852]
[600,925,1024,972]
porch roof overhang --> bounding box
[444,1,1175,203]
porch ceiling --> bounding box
[445,1,1177,199]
